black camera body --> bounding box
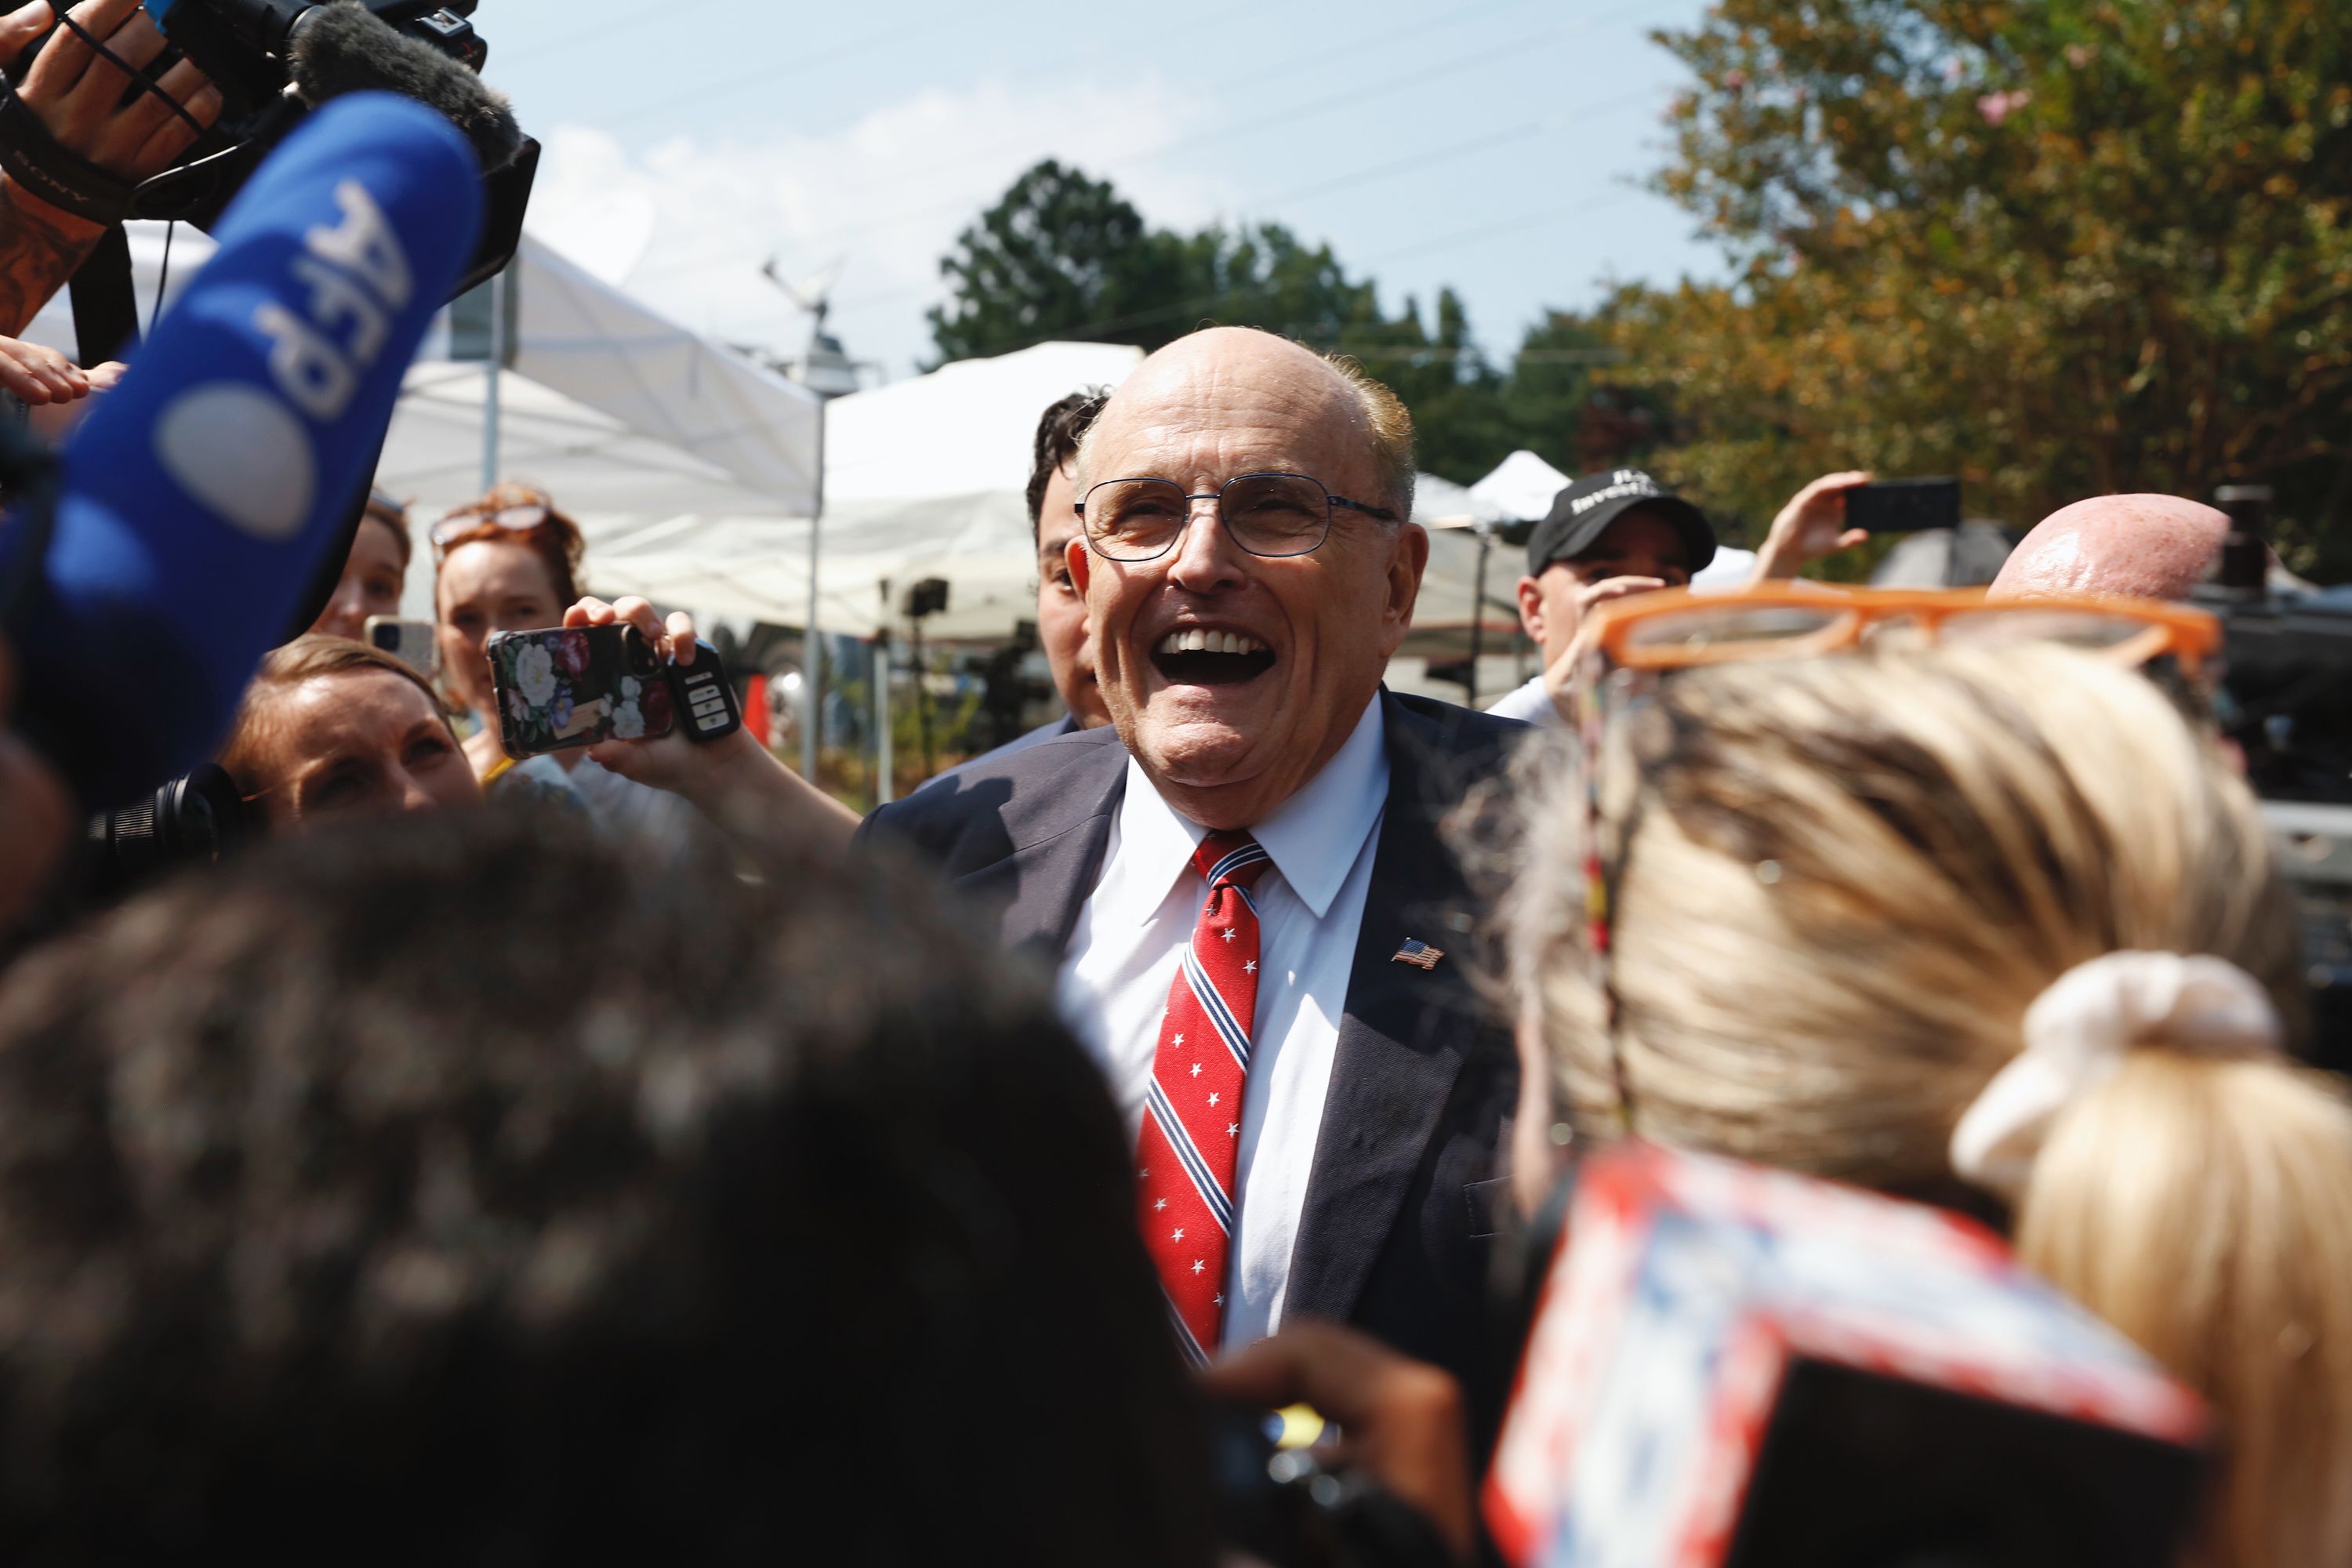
[0,0,536,366]
[148,0,486,122]
[133,0,534,303]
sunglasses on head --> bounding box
[1567,584,2224,1135]
[429,493,554,558]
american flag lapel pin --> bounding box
[1392,938,1444,971]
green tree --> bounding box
[929,162,1537,483]
[1493,310,1678,485]
[925,161,1193,365]
[1602,0,2352,572]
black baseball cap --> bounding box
[1525,469,1717,577]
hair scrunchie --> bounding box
[1949,951,2285,1200]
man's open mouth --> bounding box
[1149,628,1277,687]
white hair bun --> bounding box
[1951,951,2285,1199]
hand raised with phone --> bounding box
[561,593,860,852]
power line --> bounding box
[1371,186,1641,266]
[630,0,1668,288]
[597,8,1001,132]
[597,0,1280,137]
[1330,345,1625,363]
[782,85,1655,319]
[497,0,741,71]
[633,26,1551,281]
[1234,82,1653,218]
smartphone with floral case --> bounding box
[487,624,676,760]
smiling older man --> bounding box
[854,327,1525,1428]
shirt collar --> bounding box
[1115,695,1388,923]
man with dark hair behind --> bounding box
[1025,387,1113,737]
[933,389,1114,783]
[0,812,1214,1566]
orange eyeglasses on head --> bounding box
[1562,584,2225,1134]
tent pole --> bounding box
[912,612,933,779]
[1467,525,1490,707]
[481,266,504,489]
[800,399,826,784]
[873,582,894,807]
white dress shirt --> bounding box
[1484,674,1557,724]
[1056,697,1389,1350]
[1489,546,1762,725]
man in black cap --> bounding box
[1487,466,1868,723]
[1485,467,1716,722]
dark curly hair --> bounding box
[1025,388,1110,542]
[0,812,1213,1566]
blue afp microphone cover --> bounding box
[3,92,483,808]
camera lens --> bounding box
[177,786,221,859]
[83,764,255,902]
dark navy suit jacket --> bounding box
[930,713,1079,786]
[858,688,1527,1440]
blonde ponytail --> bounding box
[1503,641,2347,1568]
[2019,1051,2352,1568]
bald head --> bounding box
[1988,494,2229,603]
[1078,327,1414,518]
[1065,324,1428,830]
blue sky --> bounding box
[490,0,1724,379]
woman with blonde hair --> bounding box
[1497,640,2352,1568]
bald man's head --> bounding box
[1988,494,2230,603]
[1075,327,1415,517]
[1063,325,1428,830]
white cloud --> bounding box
[526,76,1232,379]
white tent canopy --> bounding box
[25,227,827,517]
[1471,449,1572,523]
[540,340,1145,640]
[375,235,825,617]
[496,238,822,510]
[1403,475,1519,655]
[20,227,829,623]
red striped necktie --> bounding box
[1136,829,1272,1363]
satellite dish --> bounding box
[761,255,845,321]
[759,255,862,397]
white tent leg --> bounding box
[801,507,822,783]
[481,267,503,489]
[801,397,826,785]
[873,589,893,807]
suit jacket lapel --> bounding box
[952,749,1126,960]
[1283,691,1486,1325]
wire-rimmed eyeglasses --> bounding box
[1075,471,1398,562]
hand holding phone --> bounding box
[488,624,677,761]
[489,625,744,761]
[1844,477,1962,535]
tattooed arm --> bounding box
[0,178,96,335]
[0,0,220,335]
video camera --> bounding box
[0,0,533,359]
[149,0,485,115]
